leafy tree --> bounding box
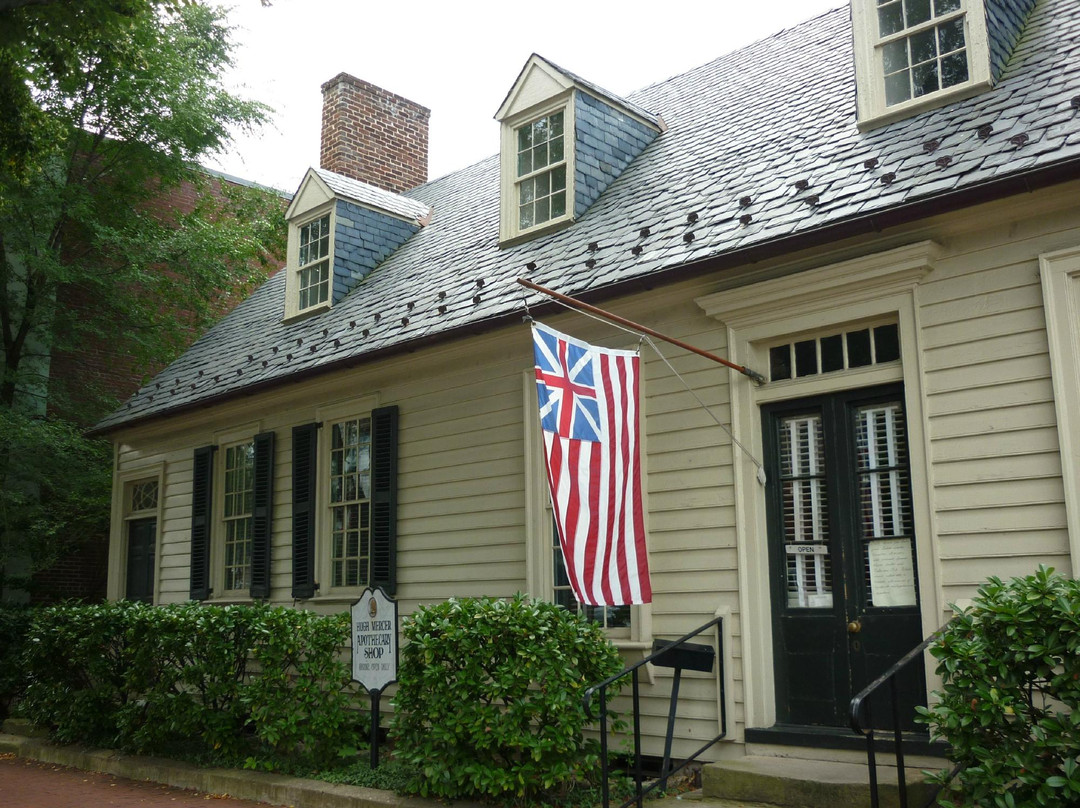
[0,1,286,594]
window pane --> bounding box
[874,324,901,363]
[778,414,833,609]
[520,178,535,204]
[519,203,534,230]
[532,143,548,171]
[885,70,912,105]
[847,329,873,367]
[904,0,932,27]
[883,39,909,74]
[941,51,968,87]
[550,111,563,137]
[934,0,961,13]
[552,165,566,192]
[913,60,939,96]
[878,1,904,36]
[551,191,566,218]
[910,28,937,64]
[517,150,532,177]
[535,170,550,197]
[518,125,532,152]
[938,17,965,53]
[794,339,818,377]
[550,135,564,164]
[770,345,791,381]
[821,334,845,373]
[536,196,550,224]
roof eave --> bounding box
[89,155,1080,438]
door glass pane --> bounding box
[855,402,917,607]
[779,414,833,608]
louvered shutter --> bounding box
[291,423,319,599]
[249,431,275,600]
[189,445,215,601]
[370,406,399,595]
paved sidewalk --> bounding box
[0,754,276,807]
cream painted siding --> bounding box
[918,205,1077,603]
[109,182,1080,761]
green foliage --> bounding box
[390,594,625,805]
[0,602,37,718]
[917,566,1080,808]
[0,410,111,594]
[18,602,363,767]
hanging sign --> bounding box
[351,586,398,692]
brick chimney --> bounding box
[320,73,430,194]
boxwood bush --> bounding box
[918,567,1080,808]
[390,594,625,805]
[17,601,363,768]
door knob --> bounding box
[847,619,862,634]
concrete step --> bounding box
[702,755,939,808]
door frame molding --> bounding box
[108,460,165,603]
[695,241,942,735]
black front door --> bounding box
[125,517,156,603]
[763,384,926,730]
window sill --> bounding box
[857,79,991,131]
[283,299,332,324]
[499,215,574,249]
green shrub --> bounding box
[390,594,624,805]
[917,566,1080,807]
[0,603,37,719]
[17,601,362,767]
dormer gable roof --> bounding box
[495,53,664,133]
[287,167,431,225]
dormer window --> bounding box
[496,55,663,246]
[297,213,331,311]
[516,110,568,231]
[853,0,992,129]
[878,0,968,106]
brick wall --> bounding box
[320,73,430,194]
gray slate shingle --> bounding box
[96,0,1080,433]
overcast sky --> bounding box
[205,0,846,193]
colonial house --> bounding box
[94,0,1080,783]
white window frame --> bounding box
[523,371,652,649]
[853,0,991,129]
[1039,246,1080,579]
[217,438,255,597]
[108,464,165,603]
[283,201,336,321]
[314,395,379,600]
[695,240,941,733]
[499,93,576,245]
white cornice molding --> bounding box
[695,240,940,328]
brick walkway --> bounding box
[0,755,277,808]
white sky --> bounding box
[205,0,846,193]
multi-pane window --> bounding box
[777,414,833,608]
[516,111,567,231]
[877,0,968,106]
[222,442,255,592]
[130,479,158,513]
[551,524,630,630]
[329,417,371,588]
[297,214,331,310]
[769,323,900,382]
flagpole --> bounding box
[517,278,767,384]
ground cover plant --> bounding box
[17,601,363,768]
[390,594,626,806]
[918,567,1080,808]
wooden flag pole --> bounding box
[516,278,767,384]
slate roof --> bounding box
[96,0,1080,433]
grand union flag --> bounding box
[532,322,652,605]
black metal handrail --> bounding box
[583,615,726,808]
[849,620,954,808]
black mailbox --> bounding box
[650,639,715,672]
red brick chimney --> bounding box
[320,73,430,194]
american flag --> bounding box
[532,322,652,606]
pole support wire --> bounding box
[520,280,767,485]
[516,278,767,385]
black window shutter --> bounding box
[370,405,399,595]
[249,430,275,600]
[190,445,215,601]
[291,423,319,599]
